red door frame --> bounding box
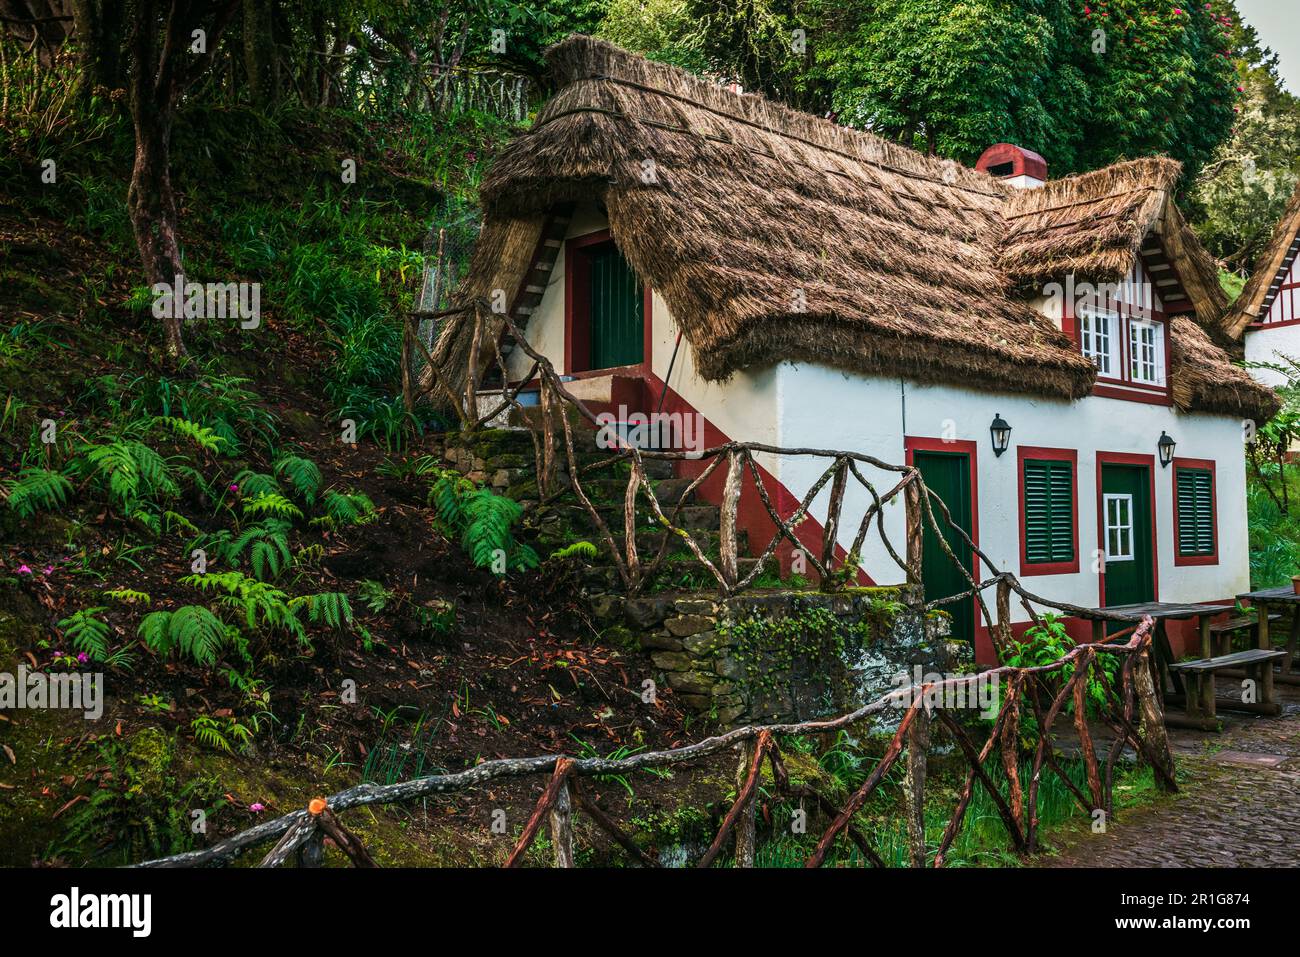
[1171,457,1218,567]
[563,228,654,378]
[1095,451,1159,606]
[904,437,986,659]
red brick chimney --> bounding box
[975,143,1047,189]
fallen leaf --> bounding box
[2,745,15,764]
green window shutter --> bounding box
[1023,459,1074,565]
[1176,468,1214,556]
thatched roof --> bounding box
[1001,159,1229,329]
[1224,178,1300,339]
[435,35,1277,424]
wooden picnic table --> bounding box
[1083,601,1234,699]
[1236,586,1300,685]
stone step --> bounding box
[577,476,698,504]
[582,557,761,593]
[555,501,721,532]
[594,528,746,557]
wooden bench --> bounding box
[1168,649,1287,730]
[1207,613,1282,656]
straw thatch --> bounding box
[435,35,1277,424]
[1001,159,1228,330]
[1224,178,1300,339]
[1169,316,1278,423]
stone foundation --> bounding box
[597,588,968,726]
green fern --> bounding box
[138,606,248,666]
[289,592,353,629]
[77,438,179,513]
[102,588,151,606]
[317,489,376,527]
[162,510,199,536]
[549,541,597,561]
[241,491,303,521]
[154,417,228,455]
[180,571,306,644]
[428,474,537,572]
[58,607,112,661]
[273,454,323,505]
[193,519,292,581]
[3,468,73,518]
[231,468,281,499]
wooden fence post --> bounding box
[464,307,483,427]
[734,739,757,868]
[1132,645,1177,792]
[540,378,556,497]
[995,578,1013,659]
[903,703,929,867]
[905,477,924,595]
[821,458,848,581]
[719,449,743,589]
[550,777,575,868]
[401,315,414,414]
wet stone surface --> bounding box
[1037,686,1300,868]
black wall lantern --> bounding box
[1158,431,1176,468]
[990,413,1012,457]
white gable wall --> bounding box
[1244,254,1300,387]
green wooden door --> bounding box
[914,450,974,643]
[1101,463,1154,606]
[588,245,644,370]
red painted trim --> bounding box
[563,229,654,378]
[1249,317,1300,330]
[1172,457,1219,567]
[643,369,874,588]
[904,437,987,662]
[1092,384,1174,406]
[1095,451,1159,607]
[1016,446,1080,577]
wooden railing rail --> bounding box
[135,617,1172,870]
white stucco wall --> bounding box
[773,369,1249,622]
[1244,323,1300,387]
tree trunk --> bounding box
[127,100,186,359]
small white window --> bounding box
[1078,307,1117,376]
[1104,493,1134,562]
[1128,318,1165,385]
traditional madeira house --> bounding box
[432,36,1278,665]
[1228,180,1300,387]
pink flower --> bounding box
[16,565,31,575]
[249,802,266,813]
[43,566,53,575]
[228,483,239,492]
[76,652,88,664]
[1173,7,1182,13]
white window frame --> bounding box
[1103,493,1135,563]
[1128,317,1166,386]
[1078,305,1117,377]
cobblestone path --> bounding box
[1036,693,1300,867]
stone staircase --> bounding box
[446,414,758,594]
[439,420,958,727]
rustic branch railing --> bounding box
[135,617,1170,869]
[404,302,1164,643]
